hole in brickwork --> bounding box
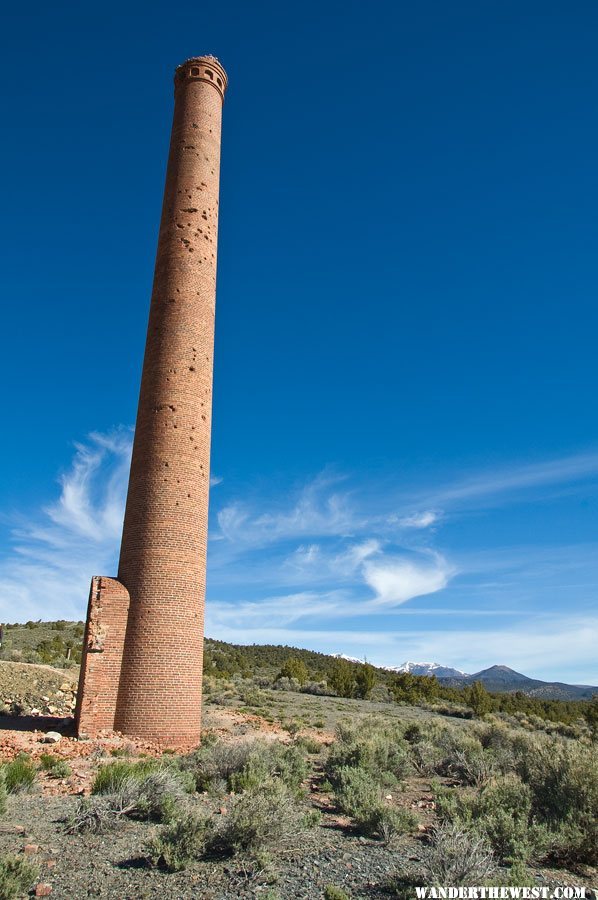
[205,69,214,79]
[190,67,200,76]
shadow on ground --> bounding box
[0,714,75,734]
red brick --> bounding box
[76,56,227,750]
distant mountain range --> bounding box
[435,664,598,701]
[335,655,597,701]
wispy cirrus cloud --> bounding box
[3,435,598,682]
[424,451,598,508]
[216,471,358,546]
[396,510,439,529]
[1,429,132,622]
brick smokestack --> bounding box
[75,56,227,749]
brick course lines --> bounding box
[76,56,227,750]
[75,577,131,735]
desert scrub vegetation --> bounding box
[215,776,314,854]
[0,754,36,794]
[148,810,215,872]
[419,822,496,885]
[433,774,547,866]
[332,765,416,841]
[67,758,196,830]
[390,823,497,897]
[323,886,351,900]
[514,734,598,865]
[145,736,317,872]
[149,776,316,872]
[430,722,598,868]
[326,718,411,786]
[0,776,6,816]
[404,720,523,785]
[182,736,309,794]
[38,753,71,778]
[294,734,322,754]
[325,719,417,840]
[0,854,39,900]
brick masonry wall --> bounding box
[75,576,131,736]
[107,57,228,749]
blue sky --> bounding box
[1,1,597,683]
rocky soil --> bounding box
[0,662,78,719]
[0,661,596,899]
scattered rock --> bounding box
[23,843,39,855]
[35,884,53,897]
[42,732,62,744]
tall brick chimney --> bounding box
[75,56,227,748]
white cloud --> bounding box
[203,613,598,684]
[4,435,598,686]
[430,451,598,507]
[0,430,131,622]
[206,590,345,631]
[333,539,381,574]
[380,615,598,684]
[285,543,321,569]
[397,510,439,529]
[216,472,358,546]
[363,552,454,607]
[210,474,223,487]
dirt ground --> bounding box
[0,663,596,899]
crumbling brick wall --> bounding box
[75,576,130,736]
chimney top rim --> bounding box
[175,56,228,94]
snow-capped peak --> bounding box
[385,661,469,678]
